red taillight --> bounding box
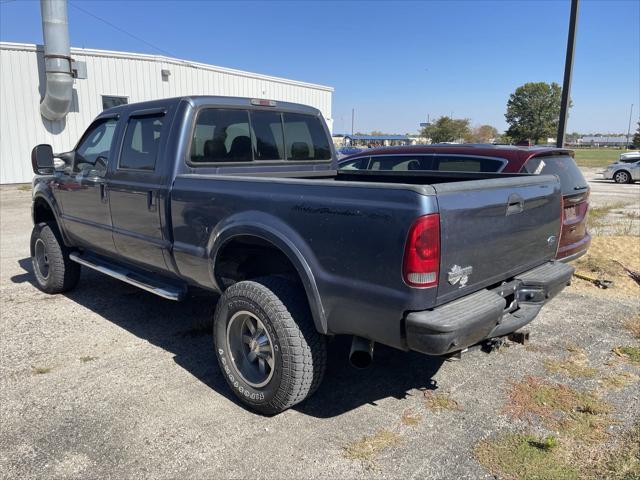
[403,214,440,288]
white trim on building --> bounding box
[0,42,333,183]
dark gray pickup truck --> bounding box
[30,96,573,414]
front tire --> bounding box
[614,170,631,184]
[213,276,326,414]
[30,222,80,294]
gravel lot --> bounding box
[1,171,639,479]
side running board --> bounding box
[69,252,187,301]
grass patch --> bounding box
[79,356,97,363]
[587,202,626,233]
[424,392,461,412]
[16,184,31,192]
[31,366,52,375]
[572,148,622,168]
[506,377,612,440]
[599,371,639,390]
[475,433,578,480]
[612,346,640,366]
[400,409,422,426]
[624,315,640,339]
[343,429,401,470]
[544,348,598,378]
[573,236,640,295]
[591,420,640,480]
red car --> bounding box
[338,144,590,261]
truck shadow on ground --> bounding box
[12,258,444,418]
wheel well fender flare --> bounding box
[208,212,328,334]
[32,189,72,246]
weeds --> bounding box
[599,371,638,390]
[343,429,401,470]
[16,184,31,192]
[623,315,640,339]
[505,377,612,440]
[424,391,461,412]
[544,348,598,378]
[612,346,640,366]
[31,366,52,375]
[475,434,578,480]
[400,409,422,426]
[79,356,97,363]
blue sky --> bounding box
[2,0,638,135]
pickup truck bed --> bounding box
[29,95,573,414]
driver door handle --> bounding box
[99,183,108,203]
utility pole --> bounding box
[625,104,634,150]
[557,0,579,148]
[351,108,355,136]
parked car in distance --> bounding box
[338,144,591,262]
[336,146,363,158]
[601,152,640,184]
[30,98,573,414]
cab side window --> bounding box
[119,114,165,171]
[190,109,252,163]
[74,118,118,174]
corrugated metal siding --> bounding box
[0,42,333,184]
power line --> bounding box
[69,1,174,57]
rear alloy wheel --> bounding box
[213,276,326,414]
[614,170,631,184]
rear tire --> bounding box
[614,170,631,184]
[213,276,326,414]
[30,222,80,294]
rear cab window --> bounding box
[522,155,588,195]
[119,114,165,171]
[189,108,331,164]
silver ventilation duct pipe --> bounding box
[39,0,73,121]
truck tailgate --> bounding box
[433,174,562,305]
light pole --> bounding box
[625,104,634,150]
[557,0,579,148]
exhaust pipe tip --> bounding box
[349,336,374,369]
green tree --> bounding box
[505,82,568,144]
[470,124,499,143]
[422,116,471,143]
[632,122,640,149]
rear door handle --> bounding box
[506,194,524,216]
[147,191,157,211]
[99,183,108,203]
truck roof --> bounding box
[100,95,322,117]
[340,144,575,173]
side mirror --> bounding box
[31,144,54,175]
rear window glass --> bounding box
[251,111,284,160]
[433,156,504,172]
[189,109,331,163]
[340,157,370,170]
[119,115,164,171]
[369,155,432,171]
[282,113,332,161]
[523,155,587,195]
[190,109,252,163]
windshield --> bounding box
[523,155,587,195]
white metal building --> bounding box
[0,42,333,184]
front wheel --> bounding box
[213,276,326,414]
[614,170,631,184]
[30,222,80,294]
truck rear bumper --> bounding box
[404,261,574,356]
